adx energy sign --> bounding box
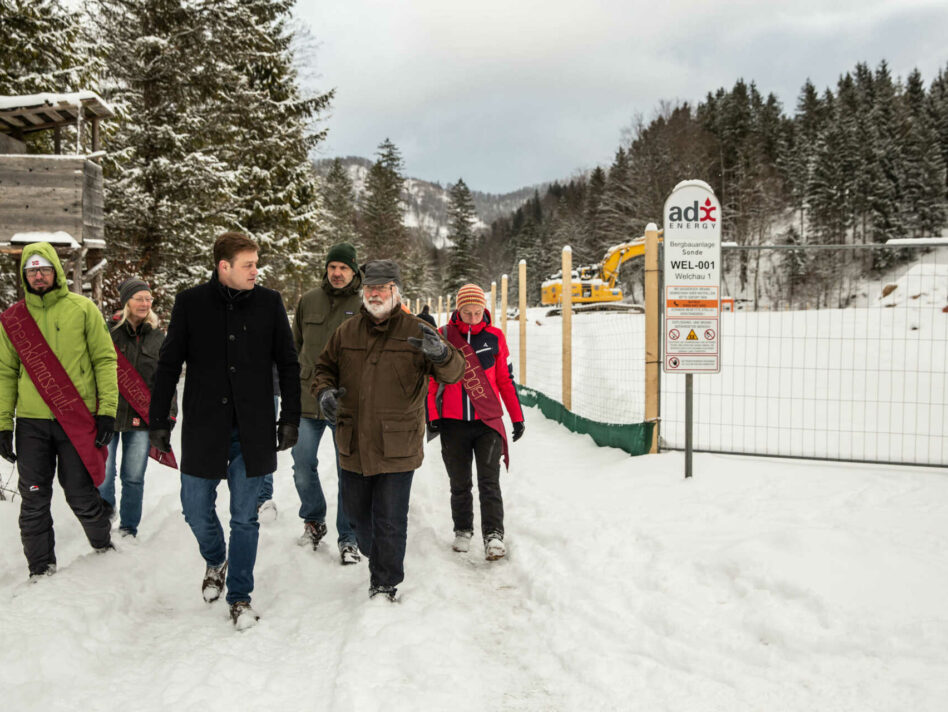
[663,180,722,374]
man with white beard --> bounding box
[312,260,464,601]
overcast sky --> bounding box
[294,0,948,194]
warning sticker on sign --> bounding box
[686,329,698,340]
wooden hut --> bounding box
[0,92,114,305]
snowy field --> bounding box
[1,412,947,711]
[504,252,948,465]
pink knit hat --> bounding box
[456,284,486,310]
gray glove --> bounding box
[407,323,449,363]
[319,387,346,425]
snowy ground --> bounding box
[1,412,947,712]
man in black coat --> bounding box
[149,232,300,630]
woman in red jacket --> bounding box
[426,284,525,560]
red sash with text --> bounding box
[0,300,107,485]
[444,324,509,470]
[114,346,178,469]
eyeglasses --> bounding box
[364,283,394,295]
[130,296,154,304]
[25,267,54,277]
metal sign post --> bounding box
[662,179,722,478]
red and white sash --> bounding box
[444,323,510,469]
[114,345,178,469]
[0,301,107,485]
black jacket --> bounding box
[111,318,177,431]
[150,274,301,478]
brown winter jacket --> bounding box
[312,305,464,476]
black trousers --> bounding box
[439,419,504,537]
[16,418,112,574]
[340,469,414,589]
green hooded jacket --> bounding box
[0,242,118,430]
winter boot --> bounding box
[94,542,115,554]
[340,542,361,565]
[297,521,328,550]
[230,601,260,631]
[452,530,474,553]
[28,563,57,582]
[484,532,506,561]
[368,584,397,602]
[202,561,227,603]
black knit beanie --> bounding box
[325,242,359,274]
[118,278,150,306]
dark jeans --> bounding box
[180,428,262,605]
[440,419,504,537]
[15,418,112,574]
[292,416,355,545]
[340,468,414,589]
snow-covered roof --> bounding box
[11,231,80,248]
[0,91,114,135]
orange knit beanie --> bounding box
[455,283,486,310]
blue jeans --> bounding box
[257,396,278,507]
[291,416,355,545]
[99,430,150,535]
[340,469,414,589]
[180,428,262,605]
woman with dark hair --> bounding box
[99,278,175,537]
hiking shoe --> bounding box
[230,601,260,631]
[340,542,361,565]
[368,585,397,602]
[297,521,328,550]
[257,499,278,522]
[452,530,474,553]
[28,563,57,582]
[202,561,227,603]
[484,532,506,561]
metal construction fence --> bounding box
[661,243,947,467]
[501,242,947,467]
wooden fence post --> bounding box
[490,281,497,320]
[518,260,527,385]
[645,223,660,454]
[437,296,443,326]
[562,246,572,411]
[501,274,509,337]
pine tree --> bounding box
[901,69,946,236]
[444,178,480,293]
[200,0,331,301]
[360,138,407,260]
[96,0,236,294]
[320,158,360,253]
[0,0,96,95]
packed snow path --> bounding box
[1,409,947,711]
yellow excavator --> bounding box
[540,233,659,306]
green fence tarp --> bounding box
[516,385,654,457]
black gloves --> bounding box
[95,415,115,448]
[0,430,15,463]
[512,421,525,442]
[149,429,172,454]
[169,416,177,432]
[428,419,441,434]
[319,387,346,425]
[277,423,298,451]
[407,324,449,364]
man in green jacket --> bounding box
[292,242,363,564]
[0,242,118,579]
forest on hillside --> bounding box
[2,1,946,310]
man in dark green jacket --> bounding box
[0,242,118,579]
[292,242,363,564]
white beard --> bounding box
[363,291,398,320]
